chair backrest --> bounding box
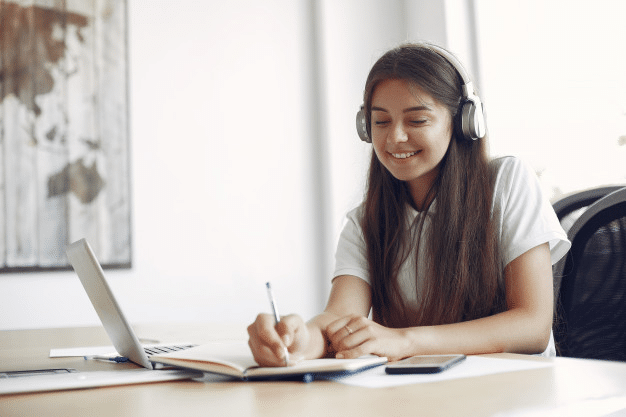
[553,186,626,361]
[552,186,623,233]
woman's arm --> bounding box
[329,243,554,360]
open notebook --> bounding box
[149,341,387,381]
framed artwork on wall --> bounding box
[0,0,131,271]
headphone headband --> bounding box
[356,43,486,143]
[422,43,471,85]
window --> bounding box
[475,0,626,199]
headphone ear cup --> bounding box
[460,100,485,141]
[356,107,371,143]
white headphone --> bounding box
[356,43,486,143]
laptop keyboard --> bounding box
[143,344,196,356]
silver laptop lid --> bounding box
[66,239,152,369]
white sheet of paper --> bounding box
[50,346,119,357]
[331,356,552,388]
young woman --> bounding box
[247,43,570,366]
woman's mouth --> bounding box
[390,150,419,159]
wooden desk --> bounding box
[2,324,626,417]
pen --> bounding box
[265,282,290,366]
[84,355,129,363]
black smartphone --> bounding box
[385,354,466,374]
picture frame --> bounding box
[0,0,131,271]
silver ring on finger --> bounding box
[345,325,353,335]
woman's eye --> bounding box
[374,120,390,126]
[411,119,427,125]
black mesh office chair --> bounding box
[551,185,624,305]
[553,186,626,361]
[552,186,623,233]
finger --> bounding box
[325,315,357,339]
[248,339,289,367]
[331,326,370,353]
[248,331,289,367]
[326,316,366,350]
[247,314,288,365]
[275,314,304,347]
[336,340,376,360]
[251,313,283,345]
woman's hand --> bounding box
[247,275,377,366]
[247,313,310,367]
[326,315,413,362]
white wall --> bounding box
[1,0,452,330]
[1,0,320,329]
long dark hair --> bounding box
[362,44,506,328]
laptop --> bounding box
[65,238,197,368]
[0,239,201,395]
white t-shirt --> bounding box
[333,156,571,356]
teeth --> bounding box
[391,151,417,159]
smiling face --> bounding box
[370,78,453,209]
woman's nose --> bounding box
[391,123,408,143]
